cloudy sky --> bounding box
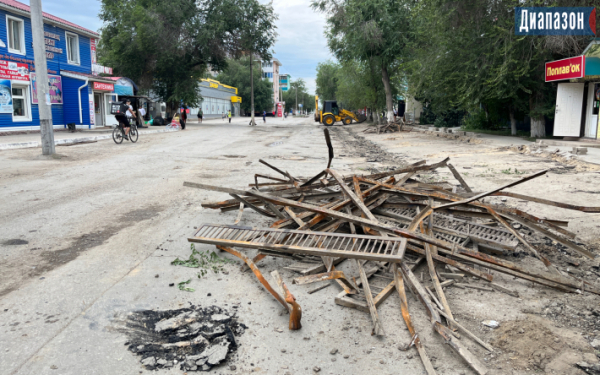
[20,0,330,94]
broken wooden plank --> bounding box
[307,282,331,294]
[447,163,473,193]
[354,259,385,336]
[230,194,276,218]
[184,181,247,195]
[434,169,548,210]
[393,263,437,375]
[234,202,245,225]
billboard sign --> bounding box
[31,73,63,104]
[516,7,596,35]
[545,56,585,82]
[0,60,29,81]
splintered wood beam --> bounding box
[259,159,292,180]
[327,168,377,221]
[234,202,244,224]
[400,262,488,375]
[354,259,385,336]
[393,263,437,375]
[501,211,595,260]
[218,246,288,312]
[229,193,275,218]
[491,191,600,213]
[434,169,548,210]
[486,207,561,275]
[447,163,473,193]
[184,181,247,195]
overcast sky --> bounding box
[20,0,330,94]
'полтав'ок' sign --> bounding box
[545,56,585,82]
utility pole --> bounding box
[31,0,54,155]
[295,83,298,116]
[250,52,255,126]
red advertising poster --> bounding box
[93,82,114,91]
[545,56,585,82]
[277,102,283,117]
[0,60,29,81]
[91,39,97,64]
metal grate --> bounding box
[374,207,519,250]
[189,224,407,263]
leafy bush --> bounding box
[462,109,488,130]
[434,117,447,128]
[420,105,436,125]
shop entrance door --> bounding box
[104,93,119,126]
[94,93,104,126]
[584,83,599,139]
[554,83,585,137]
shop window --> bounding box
[12,85,31,121]
[7,16,25,55]
[66,32,80,65]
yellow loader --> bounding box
[314,96,367,126]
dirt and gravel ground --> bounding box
[0,117,599,375]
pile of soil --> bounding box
[491,316,597,374]
[119,305,246,372]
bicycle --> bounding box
[112,118,138,144]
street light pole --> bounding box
[31,0,54,155]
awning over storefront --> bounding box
[60,70,115,84]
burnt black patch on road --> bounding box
[118,305,246,372]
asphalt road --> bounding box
[0,116,364,375]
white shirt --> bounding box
[126,105,133,118]
[139,108,146,117]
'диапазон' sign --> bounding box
[516,7,596,35]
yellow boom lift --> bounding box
[314,96,366,126]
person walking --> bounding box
[180,108,187,130]
[197,108,203,123]
[222,112,225,121]
[227,110,232,123]
[262,110,266,123]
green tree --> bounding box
[312,0,409,123]
[216,58,274,113]
[315,61,340,101]
[98,0,277,117]
[335,58,386,122]
[406,0,594,136]
[282,79,312,113]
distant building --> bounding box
[259,58,282,111]
[188,78,242,119]
[279,73,291,92]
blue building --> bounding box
[0,0,119,131]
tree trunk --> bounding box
[375,111,380,125]
[250,51,255,126]
[531,117,546,138]
[529,90,546,138]
[381,64,395,124]
[509,106,517,136]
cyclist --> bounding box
[115,99,136,140]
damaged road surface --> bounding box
[2,116,600,375]
[118,305,245,372]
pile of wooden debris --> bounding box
[184,129,599,375]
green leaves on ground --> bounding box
[171,244,233,285]
[178,279,194,292]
